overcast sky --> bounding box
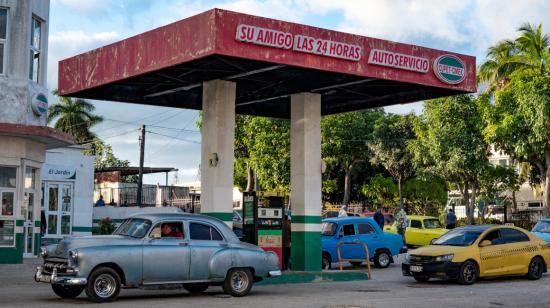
[48,0,550,185]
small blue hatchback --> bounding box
[532,219,550,243]
[322,217,404,269]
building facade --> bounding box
[0,0,73,263]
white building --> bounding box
[0,0,74,264]
[41,146,94,245]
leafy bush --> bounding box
[506,220,536,231]
[99,217,116,235]
[456,217,503,227]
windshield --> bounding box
[321,222,338,236]
[432,228,483,246]
[113,218,152,238]
[533,221,550,233]
[423,219,442,229]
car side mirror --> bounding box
[479,240,492,247]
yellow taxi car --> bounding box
[402,225,550,284]
[385,215,448,246]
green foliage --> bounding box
[322,109,385,204]
[403,176,448,215]
[48,90,103,144]
[85,138,137,183]
[456,217,502,227]
[361,174,397,207]
[410,94,488,224]
[98,217,115,235]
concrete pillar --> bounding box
[290,92,322,271]
[200,80,236,227]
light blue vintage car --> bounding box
[35,213,281,302]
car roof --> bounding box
[408,215,439,219]
[323,216,378,224]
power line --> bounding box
[146,130,201,144]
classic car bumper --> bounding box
[402,261,462,279]
[34,266,87,285]
[268,270,282,277]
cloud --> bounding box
[47,31,120,89]
[52,0,109,14]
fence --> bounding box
[94,184,199,209]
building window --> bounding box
[0,166,17,246]
[0,8,7,75]
[29,16,41,83]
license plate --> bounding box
[410,265,423,272]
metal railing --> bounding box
[336,241,372,278]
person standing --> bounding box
[395,208,408,245]
[95,195,105,207]
[373,206,385,230]
[446,209,457,229]
[338,205,348,217]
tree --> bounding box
[47,90,103,143]
[85,138,137,183]
[368,114,415,208]
[410,95,488,225]
[322,109,384,205]
[403,176,447,216]
[477,164,520,219]
[478,22,549,92]
[361,174,397,208]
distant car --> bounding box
[532,219,550,243]
[322,210,359,219]
[362,212,395,225]
[385,215,448,246]
[403,225,550,284]
[35,213,280,302]
[321,217,403,269]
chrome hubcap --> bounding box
[231,271,249,292]
[463,264,476,282]
[94,274,116,298]
[379,253,390,266]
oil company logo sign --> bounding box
[236,24,361,61]
[31,93,48,116]
[433,54,466,84]
[368,49,429,73]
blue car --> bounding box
[532,219,550,243]
[321,217,404,269]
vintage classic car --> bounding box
[403,225,550,284]
[385,215,448,247]
[35,213,281,302]
[321,217,404,269]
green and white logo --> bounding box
[31,93,48,116]
[433,54,466,84]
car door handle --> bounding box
[179,242,188,246]
[219,243,228,247]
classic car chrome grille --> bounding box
[409,255,434,263]
[43,261,69,275]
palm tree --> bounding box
[47,90,103,144]
[515,22,549,74]
[478,22,549,92]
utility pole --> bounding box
[137,125,145,207]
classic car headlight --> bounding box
[435,254,454,262]
[68,249,79,266]
[40,247,48,258]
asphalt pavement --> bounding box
[2,255,550,308]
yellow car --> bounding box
[402,225,550,284]
[385,215,448,246]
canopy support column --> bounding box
[290,92,322,271]
[200,79,236,227]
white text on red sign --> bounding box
[368,49,429,73]
[236,24,361,62]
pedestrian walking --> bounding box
[446,208,457,229]
[373,206,385,230]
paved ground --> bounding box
[2,255,550,307]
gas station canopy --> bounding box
[58,9,476,118]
